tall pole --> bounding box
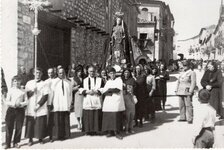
[34,8,38,119]
[34,8,38,80]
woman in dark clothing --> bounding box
[201,61,223,117]
[152,67,162,111]
[157,63,170,110]
[133,65,148,127]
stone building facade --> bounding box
[210,2,224,61]
[18,2,35,71]
[137,0,175,64]
[1,0,138,83]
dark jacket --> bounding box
[201,69,223,113]
[156,70,169,97]
[201,70,223,89]
[1,68,7,94]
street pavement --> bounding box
[1,70,224,149]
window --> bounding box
[140,33,147,39]
[141,8,148,12]
[140,8,149,22]
[139,33,148,50]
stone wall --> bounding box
[70,26,108,66]
[63,0,106,31]
[17,2,34,72]
[64,0,120,66]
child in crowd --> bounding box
[193,89,216,148]
[122,69,137,134]
[3,76,27,149]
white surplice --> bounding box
[102,77,125,112]
[79,76,103,110]
[51,78,72,112]
[25,80,49,117]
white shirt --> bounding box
[193,103,216,138]
[5,87,26,108]
[102,77,125,112]
[44,78,55,105]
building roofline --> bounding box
[138,0,174,21]
[166,4,174,21]
[178,35,200,42]
[214,18,223,34]
[138,0,166,7]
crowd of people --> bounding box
[1,58,224,149]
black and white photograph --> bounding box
[1,0,224,149]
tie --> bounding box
[88,78,91,90]
[62,79,64,95]
[88,77,96,90]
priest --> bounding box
[79,65,104,135]
[51,68,72,141]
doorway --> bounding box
[37,18,71,79]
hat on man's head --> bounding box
[198,89,210,103]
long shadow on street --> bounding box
[123,107,179,138]
[69,106,180,139]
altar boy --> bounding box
[25,68,49,146]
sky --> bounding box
[161,0,221,40]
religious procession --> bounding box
[1,0,224,149]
